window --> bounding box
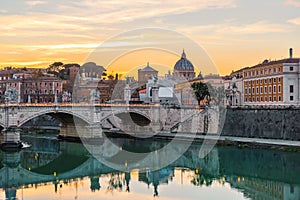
[269,86,272,94]
[45,82,47,86]
[290,85,294,93]
[264,79,267,84]
[274,96,276,101]
[265,96,267,101]
[273,68,276,73]
[44,90,47,94]
[273,85,276,93]
[245,89,247,94]
[256,97,259,102]
[252,97,255,102]
[260,97,263,101]
[278,85,281,93]
[256,87,259,94]
[264,86,267,93]
[279,96,281,101]
[269,96,272,101]
[252,88,255,94]
[260,79,262,84]
[269,79,272,84]
[260,87,263,94]
[248,88,251,94]
[290,96,294,101]
[245,98,248,102]
[256,80,259,84]
[290,66,293,71]
[273,78,276,83]
[278,67,281,72]
[278,77,281,83]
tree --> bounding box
[191,82,210,105]
[206,83,225,105]
[47,62,64,73]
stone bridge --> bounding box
[0,103,222,142]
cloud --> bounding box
[176,21,289,36]
[285,0,300,7]
[217,21,289,34]
[288,17,300,25]
[26,1,47,6]
[60,0,236,24]
[0,9,8,14]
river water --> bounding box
[0,134,299,200]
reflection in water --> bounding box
[0,136,299,200]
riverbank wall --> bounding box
[221,106,300,141]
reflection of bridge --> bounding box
[0,103,221,144]
[0,138,299,199]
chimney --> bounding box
[289,48,293,59]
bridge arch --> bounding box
[101,109,151,124]
[18,110,92,128]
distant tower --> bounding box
[173,49,195,81]
[124,77,131,104]
[289,48,293,59]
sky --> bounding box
[1,0,300,75]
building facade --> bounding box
[138,63,158,84]
[225,48,300,106]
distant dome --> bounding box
[174,50,194,71]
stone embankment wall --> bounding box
[221,106,300,141]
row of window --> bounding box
[245,77,281,86]
[0,76,10,81]
[245,96,282,102]
[245,85,282,95]
[25,82,60,87]
[245,96,295,102]
[25,90,60,95]
[244,67,281,78]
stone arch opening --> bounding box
[101,111,151,130]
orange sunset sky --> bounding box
[1,0,300,76]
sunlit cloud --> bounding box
[0,9,8,14]
[26,1,47,6]
[288,17,300,25]
[59,0,236,24]
[285,0,300,7]
[217,21,289,34]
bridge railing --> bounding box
[0,102,206,109]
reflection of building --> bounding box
[173,50,195,81]
[139,168,174,196]
[227,176,300,200]
[138,62,158,84]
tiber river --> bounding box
[0,133,299,200]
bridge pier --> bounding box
[1,126,22,149]
[2,151,21,200]
[59,123,102,140]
